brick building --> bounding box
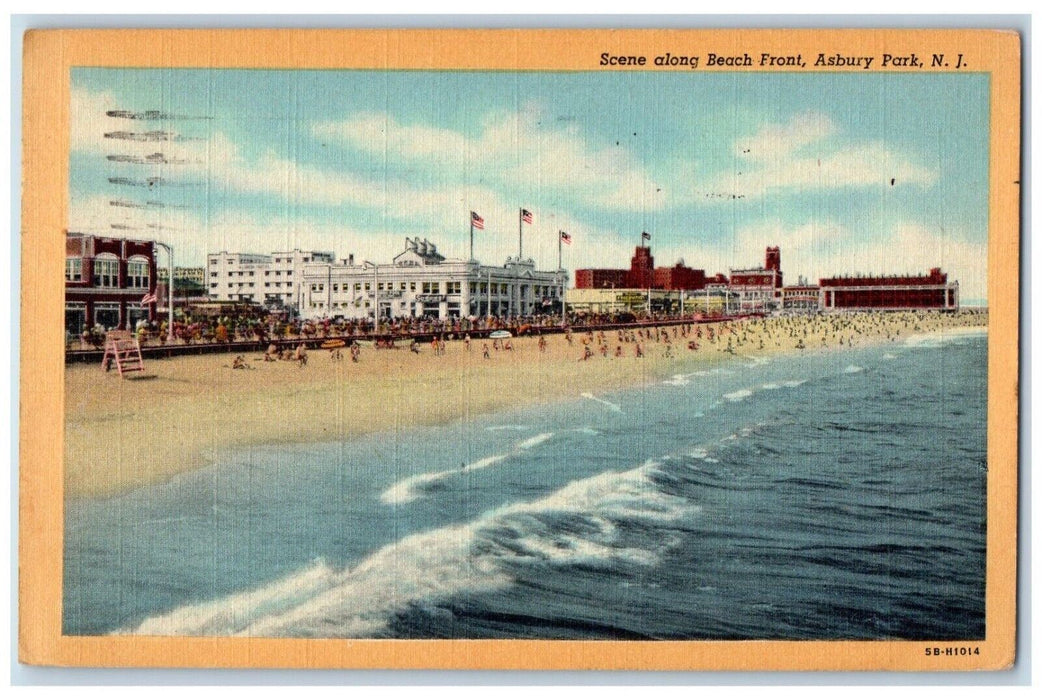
[575,245,709,291]
[819,267,959,310]
[65,232,158,335]
[729,246,784,311]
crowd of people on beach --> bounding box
[215,308,985,373]
[73,310,588,351]
[73,306,988,375]
[69,305,743,353]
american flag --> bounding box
[642,231,651,241]
[521,208,533,224]
[471,211,485,230]
[560,231,572,245]
[140,291,158,306]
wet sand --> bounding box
[64,310,987,499]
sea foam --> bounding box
[122,458,696,638]
[379,432,554,505]
[581,392,623,413]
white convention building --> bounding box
[299,237,568,321]
[206,248,336,311]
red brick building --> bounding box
[818,267,959,310]
[729,247,784,311]
[65,232,158,335]
[574,268,628,290]
[575,245,709,291]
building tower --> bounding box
[765,246,782,288]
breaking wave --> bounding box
[122,459,696,638]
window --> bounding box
[65,258,82,282]
[410,282,417,292]
[127,258,149,288]
[447,282,461,295]
[400,282,407,291]
[354,283,361,292]
[92,256,118,288]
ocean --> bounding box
[63,330,987,640]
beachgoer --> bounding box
[232,355,248,370]
[264,343,278,361]
[295,342,308,367]
[482,343,491,359]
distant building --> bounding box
[730,246,784,312]
[818,267,959,310]
[781,276,821,312]
[206,248,336,311]
[158,266,205,286]
[299,238,567,321]
[65,232,158,334]
[574,268,628,290]
[575,244,709,291]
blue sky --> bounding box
[70,68,990,299]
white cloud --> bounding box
[736,111,836,160]
[699,112,938,200]
[312,103,666,212]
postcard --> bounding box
[19,27,1020,671]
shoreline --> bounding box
[64,310,988,500]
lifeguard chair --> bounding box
[101,330,145,376]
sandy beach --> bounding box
[64,310,987,499]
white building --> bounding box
[299,237,567,321]
[206,249,335,311]
[157,266,206,285]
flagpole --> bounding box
[470,217,474,262]
[514,208,522,317]
[559,232,565,326]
